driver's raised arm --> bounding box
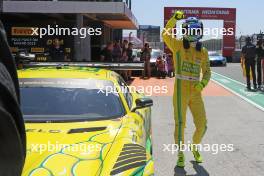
[162,11,184,52]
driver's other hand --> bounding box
[174,11,185,20]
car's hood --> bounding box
[98,114,154,176]
[22,118,123,176]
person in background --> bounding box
[120,47,129,81]
[127,42,134,80]
[49,38,66,61]
[127,42,134,61]
[263,51,264,88]
[241,37,257,90]
[100,42,113,62]
[166,53,175,78]
[141,43,151,79]
[256,39,264,89]
[112,40,122,62]
[156,55,166,79]
[122,39,129,51]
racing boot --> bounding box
[258,85,262,90]
[191,145,203,163]
[177,151,185,168]
[254,85,258,90]
[246,86,251,91]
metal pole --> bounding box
[0,0,3,13]
[74,14,83,61]
[129,0,132,9]
[129,32,132,42]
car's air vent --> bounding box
[68,127,106,134]
[110,144,146,175]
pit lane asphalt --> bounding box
[149,64,264,176]
[212,63,245,83]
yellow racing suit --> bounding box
[163,16,211,146]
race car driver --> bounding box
[162,11,211,167]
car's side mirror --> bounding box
[132,98,153,112]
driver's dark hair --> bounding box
[183,38,203,52]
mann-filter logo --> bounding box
[11,27,38,36]
[182,61,200,74]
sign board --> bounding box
[164,7,236,58]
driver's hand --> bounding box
[174,11,185,20]
[194,82,204,92]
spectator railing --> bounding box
[20,61,144,71]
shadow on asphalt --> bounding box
[174,161,209,176]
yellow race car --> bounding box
[18,65,154,176]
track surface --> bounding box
[131,64,264,176]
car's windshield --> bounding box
[20,78,125,122]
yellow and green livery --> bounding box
[18,66,154,176]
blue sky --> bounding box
[129,0,264,38]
